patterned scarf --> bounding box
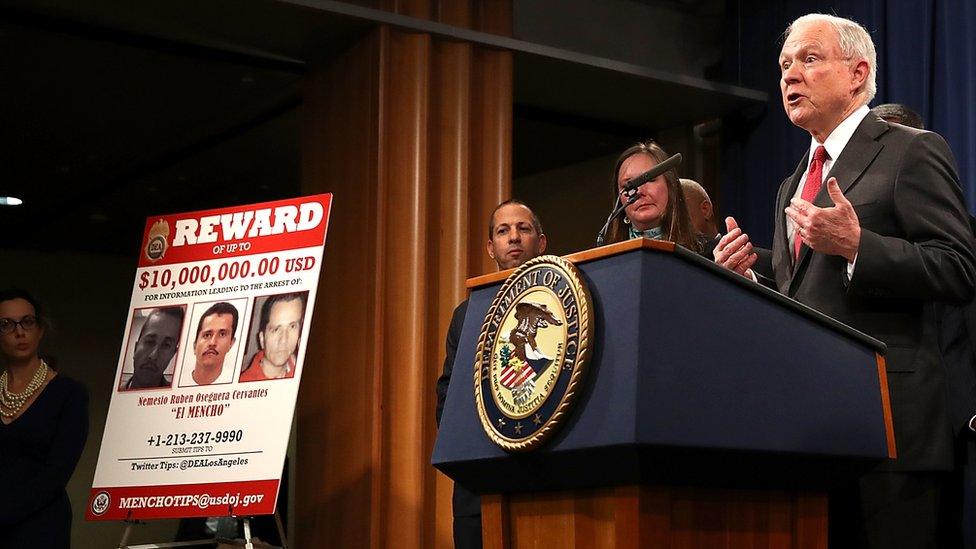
[628,225,664,240]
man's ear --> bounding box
[486,240,496,260]
[851,59,869,93]
[701,200,713,220]
[538,234,548,255]
[258,332,265,350]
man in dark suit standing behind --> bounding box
[715,14,976,547]
[435,199,548,548]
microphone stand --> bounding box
[596,191,638,246]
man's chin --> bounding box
[787,109,811,128]
[501,255,532,270]
[132,373,163,386]
[266,355,290,368]
[198,359,222,370]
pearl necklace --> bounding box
[0,359,49,419]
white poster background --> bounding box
[88,195,330,520]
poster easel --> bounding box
[117,510,288,549]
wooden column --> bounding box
[299,2,512,546]
[428,17,474,549]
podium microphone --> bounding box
[620,153,682,195]
[596,153,683,245]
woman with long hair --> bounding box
[0,288,89,548]
[605,140,705,253]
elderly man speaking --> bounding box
[714,13,976,547]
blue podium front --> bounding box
[432,239,893,494]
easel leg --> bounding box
[242,517,254,549]
[118,522,134,548]
[273,511,289,549]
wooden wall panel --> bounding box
[299,2,513,546]
[438,0,475,28]
[484,486,828,549]
[477,0,513,35]
[299,29,383,549]
[469,46,513,277]
[427,36,474,548]
[379,28,431,549]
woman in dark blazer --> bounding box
[0,289,89,548]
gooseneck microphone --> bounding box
[620,153,682,195]
[596,153,683,245]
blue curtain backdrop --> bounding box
[721,0,976,247]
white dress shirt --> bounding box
[786,104,870,277]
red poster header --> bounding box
[138,194,333,267]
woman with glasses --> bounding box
[604,140,710,255]
[0,288,89,548]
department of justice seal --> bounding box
[474,255,593,452]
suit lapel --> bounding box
[817,113,887,203]
[779,154,809,293]
[787,113,889,296]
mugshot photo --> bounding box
[177,298,248,388]
[118,305,187,391]
[239,291,308,382]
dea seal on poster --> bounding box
[144,219,170,262]
[474,255,593,452]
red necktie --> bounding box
[794,146,829,260]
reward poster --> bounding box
[86,194,332,520]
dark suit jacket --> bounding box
[939,298,976,436]
[767,113,976,471]
[938,216,976,439]
[435,300,481,517]
[937,217,976,548]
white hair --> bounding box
[787,13,877,104]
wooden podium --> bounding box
[432,240,895,548]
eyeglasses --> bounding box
[0,316,38,335]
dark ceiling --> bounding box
[0,14,626,256]
[0,1,762,256]
[0,15,304,255]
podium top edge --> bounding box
[464,238,886,354]
[465,239,673,289]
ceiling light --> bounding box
[0,196,23,206]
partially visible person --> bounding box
[875,102,976,548]
[435,199,547,549]
[0,289,89,548]
[681,178,774,278]
[872,102,924,130]
[240,293,306,382]
[937,216,976,549]
[125,306,184,389]
[606,140,704,254]
[183,302,238,386]
[680,178,720,239]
